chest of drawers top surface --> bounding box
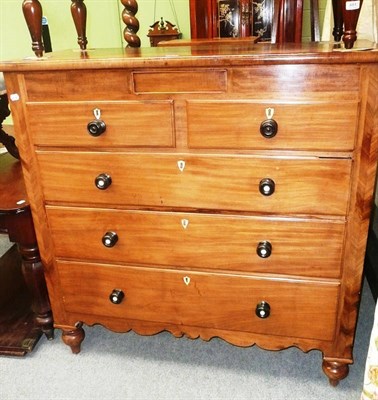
[2,41,378,71]
[2,42,378,385]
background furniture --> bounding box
[2,42,378,385]
[189,0,319,43]
[0,85,53,355]
[0,152,53,354]
[21,0,363,58]
[147,19,182,47]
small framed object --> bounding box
[218,0,240,37]
[251,0,274,41]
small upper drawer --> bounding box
[132,70,227,93]
[37,152,352,216]
[47,207,345,278]
[58,260,339,341]
[187,101,358,151]
[24,70,131,101]
[26,101,175,148]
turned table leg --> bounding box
[341,0,364,49]
[62,323,85,354]
[22,0,44,57]
[71,0,88,50]
[11,210,54,340]
[332,0,344,42]
[19,243,54,340]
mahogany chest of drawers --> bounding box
[2,42,378,385]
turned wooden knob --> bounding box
[255,301,271,319]
[87,120,106,137]
[256,241,272,258]
[95,173,112,190]
[102,231,118,248]
[109,289,125,304]
[259,178,275,196]
[260,119,278,138]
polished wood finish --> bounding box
[70,0,87,51]
[120,0,140,48]
[22,0,44,57]
[36,153,351,215]
[147,19,181,47]
[332,0,364,48]
[2,43,378,384]
[341,0,364,48]
[0,153,54,345]
[46,207,345,278]
[332,0,344,42]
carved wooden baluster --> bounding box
[22,0,44,57]
[332,0,344,42]
[71,0,88,50]
[342,0,363,48]
[120,0,141,47]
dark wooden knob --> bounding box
[260,119,278,138]
[87,120,106,136]
[255,301,270,319]
[102,231,118,248]
[259,178,275,196]
[95,173,112,190]
[109,289,125,304]
[256,241,272,258]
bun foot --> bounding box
[62,323,85,354]
[322,359,349,386]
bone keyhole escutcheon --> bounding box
[177,160,186,172]
[183,276,191,285]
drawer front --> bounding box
[47,207,345,278]
[58,261,339,341]
[231,65,360,95]
[24,70,132,101]
[27,101,175,147]
[37,152,351,216]
[187,101,358,151]
[132,70,227,93]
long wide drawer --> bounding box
[57,261,339,341]
[187,101,358,151]
[37,152,351,216]
[47,207,345,278]
[27,101,175,147]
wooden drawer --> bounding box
[37,152,352,216]
[231,65,360,96]
[57,261,339,341]
[187,101,358,151]
[26,101,175,147]
[47,207,345,278]
[132,70,227,93]
[24,70,132,101]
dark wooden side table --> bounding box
[0,151,53,355]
